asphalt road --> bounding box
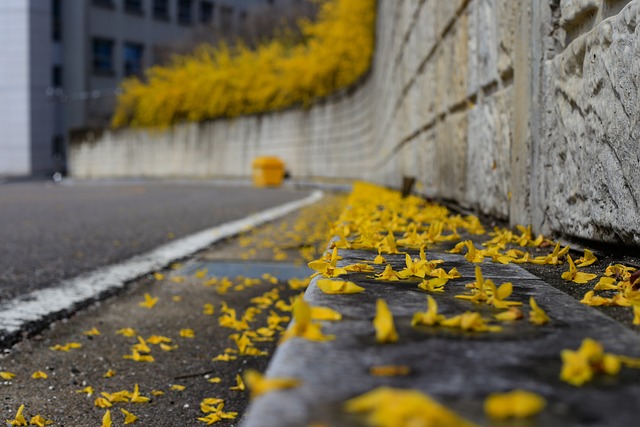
[0,180,310,303]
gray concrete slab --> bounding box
[243,247,640,427]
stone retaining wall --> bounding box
[69,0,640,246]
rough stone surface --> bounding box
[466,87,513,218]
[541,0,640,245]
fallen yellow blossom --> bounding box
[49,342,82,352]
[138,293,158,309]
[317,279,365,294]
[374,264,401,282]
[6,404,27,426]
[28,414,53,427]
[373,299,398,344]
[575,249,597,267]
[244,369,300,398]
[528,297,550,325]
[560,338,621,386]
[344,386,477,427]
[440,312,502,333]
[0,371,16,380]
[121,408,138,425]
[180,329,195,338]
[101,409,112,427]
[495,307,524,322]
[418,277,448,292]
[561,256,597,284]
[197,402,237,425]
[369,365,411,377]
[83,327,101,336]
[310,306,342,321]
[412,296,445,326]
[116,328,137,337]
[280,298,335,343]
[484,389,546,420]
[31,371,48,379]
[76,386,94,396]
[230,374,245,391]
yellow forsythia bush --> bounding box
[112,0,376,128]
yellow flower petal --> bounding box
[369,365,411,377]
[310,306,342,321]
[116,328,137,337]
[138,293,158,308]
[373,299,398,344]
[120,409,138,425]
[31,371,48,379]
[28,414,53,426]
[1,371,16,380]
[230,374,245,391]
[179,329,195,338]
[244,369,300,398]
[6,404,27,426]
[101,409,112,427]
[484,389,546,420]
[317,279,365,294]
[345,387,476,427]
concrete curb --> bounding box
[242,244,640,427]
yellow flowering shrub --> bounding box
[112,0,376,128]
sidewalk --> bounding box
[242,182,640,427]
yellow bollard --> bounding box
[252,156,285,187]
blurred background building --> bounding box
[0,0,315,177]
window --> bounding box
[178,0,193,25]
[52,0,62,41]
[52,65,63,87]
[220,5,233,33]
[125,0,144,14]
[92,0,115,9]
[124,42,144,77]
[92,38,114,75]
[200,1,214,24]
[153,0,170,20]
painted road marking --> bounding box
[0,190,323,343]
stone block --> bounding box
[496,0,519,75]
[436,111,468,201]
[541,0,640,244]
[465,87,513,219]
[467,0,499,96]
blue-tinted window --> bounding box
[125,0,144,14]
[92,38,114,75]
[92,0,115,9]
[52,0,62,41]
[124,42,144,77]
[178,0,193,25]
[200,1,214,24]
[153,0,170,20]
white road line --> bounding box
[0,190,323,338]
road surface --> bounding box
[0,180,310,302]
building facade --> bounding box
[0,0,312,177]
